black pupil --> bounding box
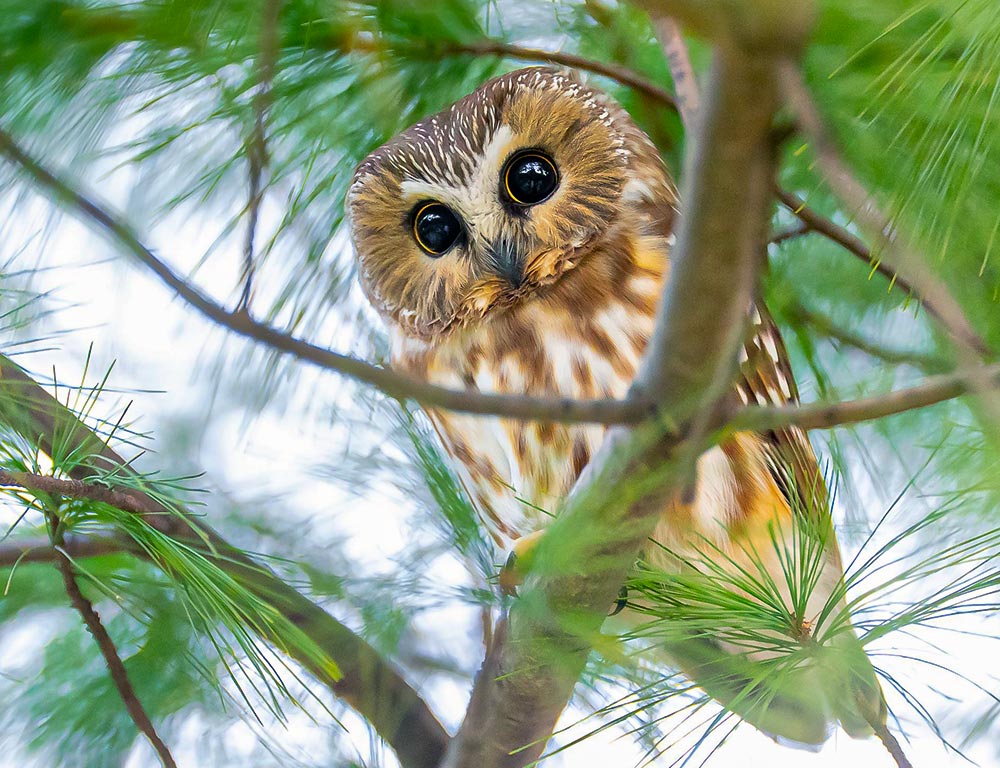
[415,205,460,255]
[507,154,557,205]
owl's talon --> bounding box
[499,550,521,597]
[609,585,629,616]
[498,530,545,597]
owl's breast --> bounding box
[393,258,662,549]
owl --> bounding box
[348,67,884,746]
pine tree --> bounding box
[1,2,999,767]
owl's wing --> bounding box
[735,304,831,525]
[685,303,887,742]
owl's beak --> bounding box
[486,239,524,288]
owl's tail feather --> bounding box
[659,629,886,748]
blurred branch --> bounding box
[49,514,178,768]
[0,535,126,568]
[447,40,678,110]
[779,65,996,375]
[0,126,648,426]
[0,354,449,768]
[342,35,678,109]
[238,0,283,312]
[444,29,780,767]
[768,219,810,245]
[786,302,949,372]
[651,17,699,127]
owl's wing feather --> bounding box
[736,304,831,525]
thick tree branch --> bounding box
[0,354,449,768]
[50,515,178,768]
[0,127,648,426]
[443,30,782,767]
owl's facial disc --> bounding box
[349,67,661,342]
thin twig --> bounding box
[774,187,935,303]
[732,362,1000,433]
[768,219,810,246]
[786,302,948,372]
[239,0,283,312]
[0,469,160,515]
[49,515,178,768]
[349,36,680,111]
[0,127,648,426]
[871,717,914,768]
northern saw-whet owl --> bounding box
[348,67,885,747]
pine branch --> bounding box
[0,354,449,768]
[49,514,178,768]
[0,469,160,514]
[443,20,783,766]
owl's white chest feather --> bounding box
[392,277,741,555]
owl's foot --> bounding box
[498,532,631,616]
[498,530,544,596]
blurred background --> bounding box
[1,1,999,766]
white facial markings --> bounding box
[398,124,518,249]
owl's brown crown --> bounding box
[348,67,672,342]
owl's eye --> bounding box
[412,202,462,256]
[503,151,559,206]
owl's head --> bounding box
[348,67,673,342]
